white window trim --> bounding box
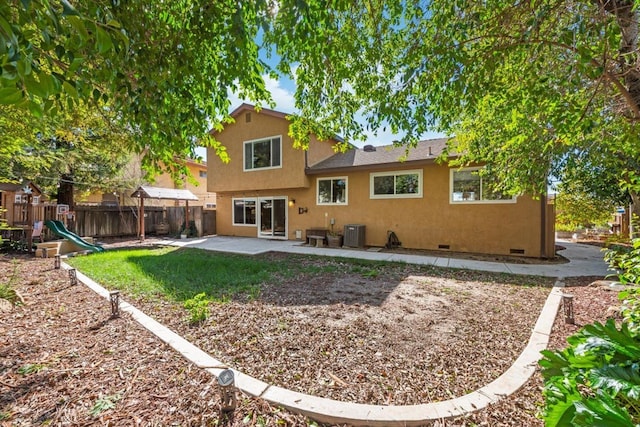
[232,197,258,226]
[243,135,283,172]
[370,169,423,199]
[449,167,517,204]
[316,176,349,205]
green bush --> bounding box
[183,292,210,324]
[604,238,640,285]
[540,238,640,426]
[540,319,640,426]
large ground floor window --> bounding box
[370,170,422,199]
[450,167,515,203]
[233,198,256,225]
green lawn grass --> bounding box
[65,247,383,302]
[66,246,550,304]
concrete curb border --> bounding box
[65,262,563,426]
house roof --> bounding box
[130,186,198,201]
[0,181,44,195]
[306,138,451,174]
[229,103,289,121]
[214,103,345,143]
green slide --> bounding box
[45,220,105,253]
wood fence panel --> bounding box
[56,205,206,238]
[203,210,216,235]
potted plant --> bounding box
[326,224,343,248]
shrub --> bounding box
[183,292,210,324]
[540,237,640,426]
[540,319,640,426]
[604,238,640,285]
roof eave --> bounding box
[305,157,457,175]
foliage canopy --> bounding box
[2,1,640,205]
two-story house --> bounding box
[207,104,555,258]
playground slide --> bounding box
[44,220,105,253]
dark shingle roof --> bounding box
[307,138,450,174]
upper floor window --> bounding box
[244,136,281,171]
[199,170,207,178]
[370,170,422,199]
[233,198,256,225]
[317,177,347,205]
[450,167,515,203]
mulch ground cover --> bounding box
[0,247,620,426]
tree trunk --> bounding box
[599,0,640,117]
[57,173,74,208]
[631,191,640,238]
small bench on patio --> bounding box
[307,235,325,248]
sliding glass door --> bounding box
[258,197,287,239]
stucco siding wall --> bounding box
[216,163,545,257]
[307,134,339,167]
[208,112,309,192]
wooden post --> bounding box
[139,196,145,241]
[26,194,33,252]
[185,200,190,236]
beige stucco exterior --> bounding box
[208,104,555,258]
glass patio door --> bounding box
[258,197,287,239]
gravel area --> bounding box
[0,250,619,426]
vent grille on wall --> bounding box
[438,244,450,250]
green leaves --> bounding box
[0,87,23,104]
[541,319,640,426]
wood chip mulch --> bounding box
[0,252,619,426]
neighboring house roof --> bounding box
[0,181,44,195]
[130,186,198,201]
[306,138,451,174]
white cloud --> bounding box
[227,74,296,114]
[263,74,297,113]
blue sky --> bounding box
[225,73,445,147]
[198,42,444,159]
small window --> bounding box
[233,198,256,225]
[205,203,216,209]
[32,195,40,205]
[317,177,347,205]
[199,170,207,178]
[370,170,422,199]
[244,136,282,171]
[450,167,515,203]
[14,194,22,203]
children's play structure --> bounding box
[33,220,104,257]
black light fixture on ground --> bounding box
[217,369,237,412]
[562,293,575,324]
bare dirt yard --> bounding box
[0,246,619,426]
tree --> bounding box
[266,0,640,215]
[0,103,134,207]
[1,1,273,178]
[4,1,640,215]
[555,181,618,231]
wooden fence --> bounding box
[41,205,215,239]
